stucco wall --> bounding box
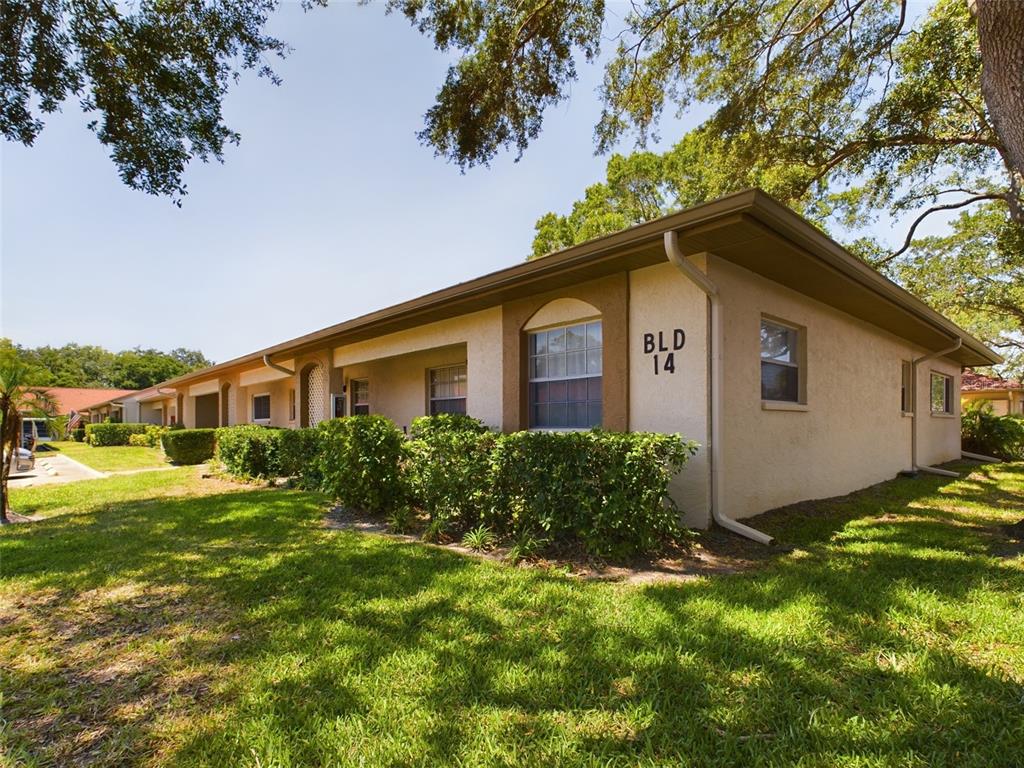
[334,308,503,429]
[628,261,712,528]
[341,344,467,434]
[712,256,962,520]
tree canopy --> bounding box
[0,339,212,390]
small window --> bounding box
[332,394,346,419]
[761,318,802,402]
[252,394,271,422]
[429,365,467,415]
[528,320,602,429]
[930,372,953,414]
[901,360,912,413]
[351,379,369,416]
[288,388,296,421]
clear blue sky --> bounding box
[1,2,923,364]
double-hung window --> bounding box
[760,318,802,403]
[528,321,602,429]
[351,379,369,416]
[930,372,953,414]
[252,394,271,423]
[429,365,467,415]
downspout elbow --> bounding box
[664,231,774,546]
[263,355,295,376]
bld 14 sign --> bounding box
[643,329,685,374]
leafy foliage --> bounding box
[0,357,57,521]
[460,524,496,552]
[317,416,407,513]
[487,430,697,557]
[215,425,321,482]
[406,414,496,531]
[0,338,212,389]
[962,401,1024,460]
[0,1,326,201]
[161,428,216,465]
[84,422,149,447]
[127,425,167,448]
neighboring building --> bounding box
[115,191,1002,529]
[79,385,178,425]
[961,369,1024,415]
[44,387,137,417]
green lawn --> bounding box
[1,464,1022,767]
[45,439,169,473]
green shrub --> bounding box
[215,425,278,478]
[214,425,322,482]
[127,425,167,448]
[161,428,216,465]
[271,427,322,483]
[85,422,149,447]
[317,416,406,513]
[486,430,697,558]
[71,427,86,443]
[406,414,495,531]
[962,401,1024,460]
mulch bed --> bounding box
[323,505,782,584]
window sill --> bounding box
[252,419,271,425]
[528,427,594,433]
[930,412,957,419]
[761,400,808,412]
[901,411,915,419]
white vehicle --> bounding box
[4,446,35,476]
[20,418,53,448]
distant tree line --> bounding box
[0,339,212,391]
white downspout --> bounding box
[263,355,295,377]
[664,232,774,546]
[911,337,962,478]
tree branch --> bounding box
[875,194,1007,265]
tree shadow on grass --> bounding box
[3,468,1024,766]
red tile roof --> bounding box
[44,387,138,415]
[961,369,1023,393]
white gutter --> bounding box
[664,232,774,545]
[911,337,962,478]
[262,355,295,377]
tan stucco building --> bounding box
[82,191,1000,530]
[961,369,1024,416]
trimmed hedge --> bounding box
[161,429,216,465]
[318,416,406,513]
[215,425,278,478]
[215,425,322,482]
[407,415,495,530]
[85,422,149,447]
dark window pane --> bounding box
[587,402,602,427]
[588,376,602,401]
[430,398,466,415]
[532,382,548,404]
[761,362,799,402]
[531,404,547,427]
[253,396,271,420]
[568,378,588,401]
[548,380,567,403]
[548,403,567,428]
[531,331,548,356]
[567,403,588,428]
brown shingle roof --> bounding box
[961,370,1023,392]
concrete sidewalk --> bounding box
[8,453,106,488]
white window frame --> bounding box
[428,364,468,416]
[252,392,271,424]
[527,320,603,430]
[350,379,370,416]
[760,316,806,407]
[930,371,954,415]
